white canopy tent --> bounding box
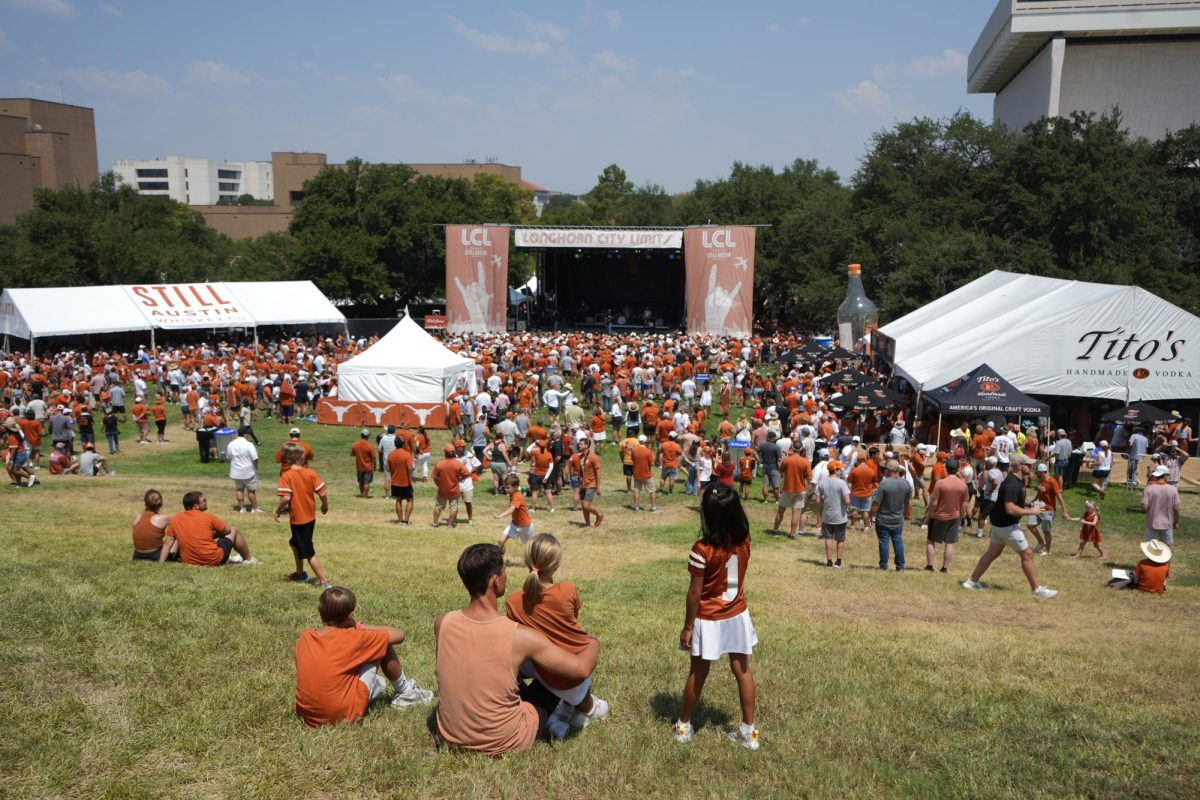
[0,281,345,357]
[877,271,1200,402]
[335,314,477,403]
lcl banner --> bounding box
[124,283,252,328]
[684,227,755,337]
[445,225,509,334]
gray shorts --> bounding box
[850,495,872,513]
[763,468,781,490]
[778,491,805,510]
[989,523,1029,552]
[1033,511,1054,533]
[1144,529,1174,546]
[927,518,961,544]
[581,488,598,503]
[233,476,258,492]
[820,522,847,542]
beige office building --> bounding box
[0,99,99,225]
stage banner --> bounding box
[446,225,509,334]
[124,283,253,328]
[514,228,683,249]
[684,227,754,337]
[317,398,449,429]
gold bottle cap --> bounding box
[847,263,862,275]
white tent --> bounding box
[878,271,1200,402]
[335,314,476,403]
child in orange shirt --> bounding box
[294,586,432,727]
[504,534,607,740]
[495,473,534,555]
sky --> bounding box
[0,0,996,194]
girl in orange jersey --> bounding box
[674,484,759,750]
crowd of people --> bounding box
[1,327,1192,754]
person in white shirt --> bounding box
[456,440,481,526]
[226,426,261,513]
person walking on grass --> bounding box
[432,444,470,528]
[227,426,262,513]
[151,395,169,444]
[674,484,759,750]
[630,434,659,512]
[1029,463,1068,556]
[772,439,812,539]
[962,454,1058,598]
[275,442,331,588]
[528,439,556,513]
[456,438,481,526]
[496,473,535,555]
[578,436,605,528]
[871,459,912,571]
[386,438,415,526]
[1141,465,1180,545]
[816,460,850,568]
[1069,500,1106,559]
[923,458,969,573]
[505,534,609,740]
[350,429,377,499]
[294,586,432,727]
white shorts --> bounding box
[778,491,805,510]
[503,523,534,543]
[234,476,258,492]
[519,659,593,706]
[460,489,474,504]
[358,662,386,703]
[688,609,757,661]
[592,431,606,443]
[989,523,1029,552]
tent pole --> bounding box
[936,413,942,452]
[150,328,156,359]
[253,327,259,354]
[30,336,35,361]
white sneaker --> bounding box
[390,682,434,709]
[227,554,244,564]
[728,725,760,751]
[27,474,36,487]
[241,557,260,566]
[546,701,573,740]
[674,720,694,743]
[1032,586,1058,599]
[571,697,609,728]
[1039,551,1051,557]
[1033,544,1044,554]
[961,579,984,590]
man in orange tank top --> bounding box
[434,544,600,755]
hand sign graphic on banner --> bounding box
[704,264,743,332]
[454,261,492,330]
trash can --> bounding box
[213,428,237,461]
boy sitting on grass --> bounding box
[294,586,433,727]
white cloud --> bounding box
[448,15,551,55]
[0,28,12,49]
[513,12,567,43]
[834,80,895,117]
[603,9,621,29]
[21,78,60,96]
[579,3,621,30]
[592,49,633,73]
[62,66,177,97]
[100,2,122,17]
[186,60,253,86]
[767,18,808,33]
[4,0,76,18]
[765,22,782,33]
[379,73,470,107]
[872,49,967,82]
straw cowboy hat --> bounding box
[1140,540,1172,564]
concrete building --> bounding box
[0,99,98,225]
[969,1,1200,138]
[112,156,273,205]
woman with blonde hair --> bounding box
[504,534,607,740]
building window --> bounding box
[219,182,239,191]
[136,168,168,178]
[219,194,237,202]
[184,169,188,177]
[217,169,241,179]
[289,190,305,204]
[138,182,169,190]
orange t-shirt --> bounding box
[656,419,675,442]
[350,439,376,472]
[505,582,589,690]
[387,448,413,487]
[738,454,756,482]
[848,464,876,498]
[688,538,750,621]
[1035,476,1061,511]
[152,402,167,421]
[631,445,654,481]
[660,440,682,469]
[276,440,314,474]
[590,415,606,434]
[294,627,390,727]
[509,491,531,527]
[581,452,601,488]
[166,509,230,566]
[781,454,812,494]
[529,449,554,477]
[433,457,468,497]
[1135,559,1169,594]
[278,466,327,524]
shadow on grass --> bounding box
[649,691,731,732]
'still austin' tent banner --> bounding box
[684,226,755,338]
[445,225,509,334]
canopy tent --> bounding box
[0,281,344,356]
[925,364,1049,416]
[875,271,1200,401]
[334,314,476,404]
[1101,401,1173,426]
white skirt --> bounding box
[688,609,757,660]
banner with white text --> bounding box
[445,225,509,334]
[124,283,253,329]
[514,228,683,249]
[684,227,755,338]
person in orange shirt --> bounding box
[350,429,378,499]
[659,430,683,495]
[386,439,415,526]
[160,491,257,566]
[589,408,608,449]
[630,434,659,513]
[151,395,169,443]
[736,448,757,500]
[432,444,471,528]
[132,488,177,562]
[505,534,609,739]
[276,428,314,475]
[130,396,150,444]
[847,459,877,531]
[279,378,296,425]
[276,442,331,587]
[183,387,199,431]
[495,473,534,554]
[17,410,43,468]
[772,441,813,538]
[577,437,604,528]
[527,440,556,513]
[294,586,433,727]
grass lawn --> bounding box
[1,409,1198,799]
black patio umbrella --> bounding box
[828,383,900,412]
[1101,401,1173,426]
[823,345,856,361]
[776,348,806,364]
[821,369,870,386]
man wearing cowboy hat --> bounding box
[1134,540,1172,594]
[1141,466,1180,545]
[962,454,1059,598]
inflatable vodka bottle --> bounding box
[836,263,878,354]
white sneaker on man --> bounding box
[571,697,609,728]
[961,579,984,590]
[390,679,434,709]
[1032,586,1058,599]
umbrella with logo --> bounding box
[823,345,857,361]
[828,381,901,411]
[821,369,870,387]
[1101,401,1173,426]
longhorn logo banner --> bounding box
[446,225,509,334]
[684,227,755,337]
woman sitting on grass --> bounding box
[504,534,608,740]
[675,483,759,750]
[132,489,177,562]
